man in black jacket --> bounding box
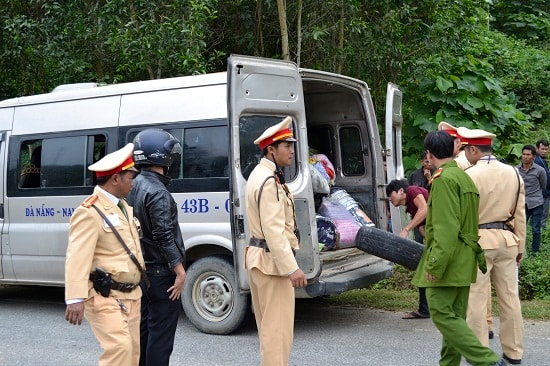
[127,129,186,366]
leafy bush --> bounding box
[370,264,414,291]
[519,229,550,300]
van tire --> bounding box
[182,255,251,335]
[354,226,424,270]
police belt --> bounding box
[478,221,512,231]
[248,237,297,256]
[88,273,139,292]
[249,237,270,252]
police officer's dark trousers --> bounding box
[139,269,181,366]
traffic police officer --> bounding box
[438,121,472,169]
[245,116,307,366]
[460,127,526,365]
[65,143,145,366]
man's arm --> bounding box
[65,301,85,325]
[149,191,185,268]
[540,167,548,192]
[400,193,428,238]
[167,263,186,301]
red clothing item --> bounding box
[406,185,429,225]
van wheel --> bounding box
[355,226,424,270]
[182,255,250,335]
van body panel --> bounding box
[12,97,121,135]
[0,72,228,108]
[4,195,82,284]
[0,131,6,279]
[119,84,227,126]
[0,108,13,131]
[0,55,402,334]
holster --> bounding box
[89,267,139,297]
[89,267,112,297]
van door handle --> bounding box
[235,215,245,239]
[0,204,4,219]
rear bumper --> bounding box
[296,260,393,298]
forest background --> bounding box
[1,0,549,305]
[1,0,549,167]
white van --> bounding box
[0,55,403,334]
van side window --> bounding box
[239,115,298,180]
[18,135,106,189]
[178,126,229,179]
[19,141,42,188]
[340,126,365,176]
[126,123,229,193]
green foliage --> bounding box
[0,0,221,98]
[370,264,415,291]
[467,29,550,131]
[520,253,550,301]
[406,54,531,160]
[492,1,550,46]
[1,0,549,168]
[519,230,550,301]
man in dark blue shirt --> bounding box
[534,139,550,228]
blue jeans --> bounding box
[542,197,550,228]
[526,204,543,253]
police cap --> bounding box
[254,116,296,150]
[456,127,495,146]
[88,143,139,177]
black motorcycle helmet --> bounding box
[133,128,182,169]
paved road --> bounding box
[0,285,548,365]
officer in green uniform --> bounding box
[412,131,505,366]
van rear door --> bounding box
[0,130,6,279]
[384,83,405,233]
[227,55,307,292]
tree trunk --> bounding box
[296,0,302,67]
[276,0,289,60]
[256,0,264,56]
[336,0,345,74]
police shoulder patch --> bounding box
[428,167,444,185]
[81,195,98,208]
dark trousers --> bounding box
[526,204,543,253]
[414,229,429,316]
[139,272,181,366]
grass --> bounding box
[327,287,550,322]
[326,264,550,322]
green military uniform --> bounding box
[412,160,500,366]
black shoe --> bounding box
[503,353,521,364]
[488,330,494,339]
[493,359,507,366]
